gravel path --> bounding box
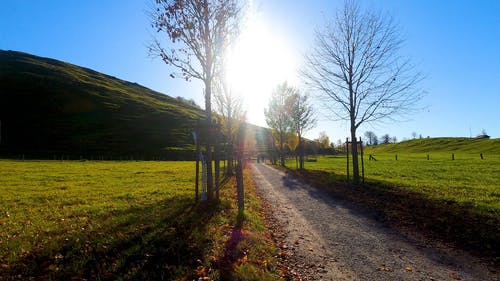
[250,163,498,281]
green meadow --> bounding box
[0,160,281,280]
[285,138,500,256]
[0,160,196,279]
[294,152,500,214]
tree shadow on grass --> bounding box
[284,168,500,265]
[1,198,221,280]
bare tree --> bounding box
[150,0,242,201]
[364,131,377,146]
[213,77,245,175]
[264,82,294,167]
[302,0,423,184]
[381,134,391,144]
[289,91,316,170]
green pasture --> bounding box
[286,149,500,256]
[0,160,198,279]
[0,160,282,280]
[292,153,500,214]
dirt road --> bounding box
[250,163,497,281]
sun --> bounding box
[224,18,297,125]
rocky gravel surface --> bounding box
[251,163,498,281]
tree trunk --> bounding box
[350,124,360,184]
[227,142,233,175]
[236,124,245,212]
[202,0,214,202]
[279,131,285,167]
[298,134,304,170]
[195,124,201,201]
[227,119,233,175]
[205,80,214,202]
[214,122,220,200]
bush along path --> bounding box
[250,162,498,281]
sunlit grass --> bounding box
[285,151,500,256]
[289,153,500,214]
[0,160,282,280]
[0,160,196,279]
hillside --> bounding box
[0,50,204,158]
[365,137,500,154]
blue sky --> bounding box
[1,0,499,142]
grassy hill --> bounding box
[0,50,205,159]
[365,137,500,154]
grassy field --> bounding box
[0,160,282,280]
[285,141,500,258]
[293,153,500,214]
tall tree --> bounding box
[302,0,423,184]
[289,92,316,169]
[150,0,242,201]
[264,82,294,167]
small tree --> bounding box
[213,73,245,175]
[264,82,294,167]
[302,0,423,184]
[318,131,330,154]
[364,131,377,146]
[289,91,317,169]
[150,0,243,201]
[381,134,391,144]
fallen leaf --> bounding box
[378,265,393,272]
[405,266,413,271]
[450,272,461,280]
[237,255,248,265]
[197,266,206,276]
